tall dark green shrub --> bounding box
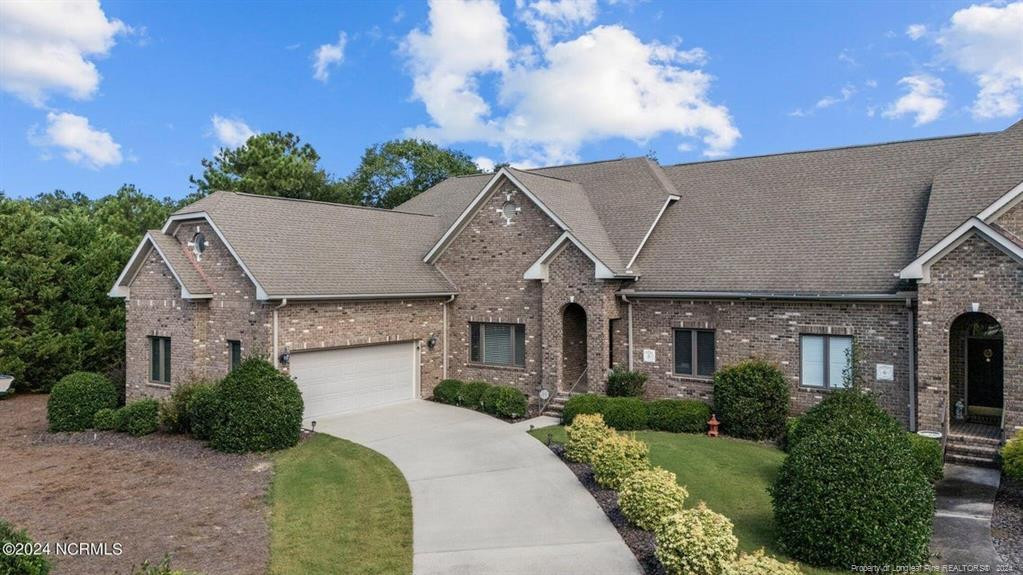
[606,366,648,397]
[647,399,710,433]
[209,358,304,452]
[562,394,606,425]
[186,383,221,441]
[47,371,118,431]
[432,379,463,405]
[0,519,51,575]
[907,433,944,482]
[770,392,933,568]
[713,360,788,440]
[601,397,648,430]
[786,389,894,453]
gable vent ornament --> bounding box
[497,191,520,226]
[187,230,208,261]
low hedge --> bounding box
[647,399,710,433]
[713,359,788,440]
[185,383,221,441]
[565,413,613,463]
[619,467,688,531]
[117,399,160,436]
[433,379,463,405]
[93,407,119,431]
[0,519,51,575]
[460,381,490,409]
[592,433,650,490]
[209,357,303,453]
[47,371,118,432]
[1002,428,1023,480]
[602,397,648,431]
[480,385,528,419]
[563,394,606,425]
[907,433,944,482]
[606,366,647,397]
[654,503,738,575]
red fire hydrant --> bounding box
[707,414,720,437]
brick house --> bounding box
[111,119,1022,461]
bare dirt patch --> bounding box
[0,394,271,575]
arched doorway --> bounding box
[562,303,587,392]
[949,312,1004,427]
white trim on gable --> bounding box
[626,194,679,271]
[977,179,1023,222]
[900,217,1023,283]
[523,231,621,281]
[423,168,569,264]
[108,232,213,300]
[162,212,271,300]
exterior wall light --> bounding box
[279,347,291,366]
[426,335,438,349]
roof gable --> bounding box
[109,231,212,299]
[900,217,1023,283]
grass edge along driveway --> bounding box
[269,433,413,575]
[528,426,845,575]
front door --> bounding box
[967,337,1003,413]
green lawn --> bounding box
[269,434,413,575]
[528,426,846,575]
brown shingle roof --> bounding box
[147,231,211,296]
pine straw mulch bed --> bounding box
[992,474,1023,572]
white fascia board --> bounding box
[108,234,155,298]
[163,211,270,300]
[107,232,213,299]
[265,292,457,301]
[626,194,679,271]
[977,179,1023,222]
[900,217,1023,282]
[523,232,621,281]
[423,168,569,263]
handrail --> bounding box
[538,365,589,416]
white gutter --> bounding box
[443,294,455,378]
[621,293,634,371]
[266,292,457,301]
[906,298,917,432]
[272,298,287,368]
[619,290,914,302]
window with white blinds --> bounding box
[470,322,526,367]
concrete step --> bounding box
[541,411,564,419]
[946,442,1000,459]
[945,452,1000,469]
[946,434,1001,446]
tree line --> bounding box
[0,135,481,392]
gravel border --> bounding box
[547,444,666,575]
[992,474,1023,573]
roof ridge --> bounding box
[665,132,994,168]
[183,191,437,217]
[511,166,578,184]
[642,158,682,198]
[529,156,645,171]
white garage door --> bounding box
[289,342,418,421]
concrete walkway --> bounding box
[931,464,1005,569]
[317,401,642,575]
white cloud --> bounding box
[516,0,597,48]
[402,0,739,164]
[935,2,1023,119]
[0,0,127,106]
[906,24,927,40]
[883,75,947,125]
[312,32,347,83]
[837,49,857,66]
[211,115,256,148]
[474,156,497,172]
[32,111,122,168]
[815,85,856,109]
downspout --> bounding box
[906,297,916,432]
[621,294,634,371]
[273,298,288,368]
[443,295,455,379]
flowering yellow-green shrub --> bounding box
[722,549,801,575]
[565,413,614,463]
[654,502,738,575]
[592,433,650,490]
[619,467,688,531]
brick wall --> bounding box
[998,200,1023,241]
[625,298,913,424]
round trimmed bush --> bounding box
[907,432,944,482]
[432,379,463,405]
[209,358,303,453]
[47,371,118,432]
[647,399,710,433]
[712,360,788,440]
[116,399,160,436]
[460,380,490,409]
[159,380,214,433]
[592,433,650,490]
[654,502,738,575]
[0,519,51,575]
[562,393,606,425]
[565,413,614,463]
[723,549,800,575]
[480,385,528,418]
[93,407,118,430]
[619,467,688,531]
[606,366,648,397]
[786,389,896,454]
[1002,428,1023,480]
[186,383,221,441]
[770,393,933,568]
[601,397,648,431]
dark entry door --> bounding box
[967,338,1003,409]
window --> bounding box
[228,340,242,371]
[800,335,852,389]
[149,336,171,384]
[470,322,526,367]
[674,329,715,377]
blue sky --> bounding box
[1,0,1020,200]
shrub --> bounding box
[592,433,650,490]
[480,385,528,418]
[601,397,648,431]
[908,433,944,482]
[209,357,304,453]
[460,380,490,409]
[93,407,118,430]
[186,383,221,441]
[619,467,688,531]
[1002,428,1023,480]
[713,360,788,440]
[0,519,51,575]
[770,393,933,568]
[159,380,214,433]
[565,413,614,463]
[606,366,648,397]
[562,393,606,425]
[722,549,800,575]
[117,399,160,436]
[654,502,738,575]
[432,379,463,405]
[779,417,800,453]
[647,399,710,433]
[786,389,896,454]
[47,371,118,432]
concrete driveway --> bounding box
[316,400,642,575]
